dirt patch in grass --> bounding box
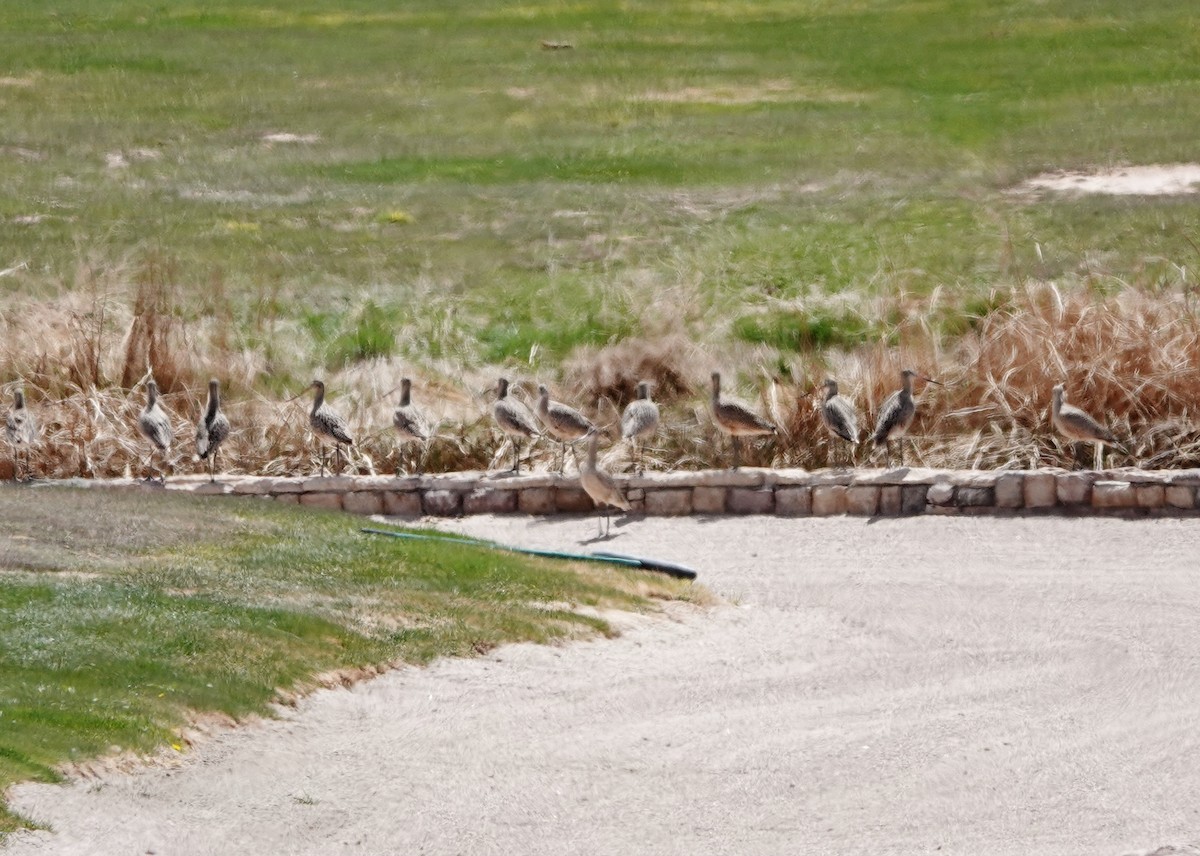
[1019,163,1200,195]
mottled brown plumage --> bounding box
[195,378,231,483]
[5,388,39,481]
[580,432,630,537]
[491,378,540,474]
[710,371,776,470]
[621,381,660,474]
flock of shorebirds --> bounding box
[5,368,1126,525]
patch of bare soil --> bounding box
[1019,163,1200,195]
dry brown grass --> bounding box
[4,278,1200,480]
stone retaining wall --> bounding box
[83,467,1200,517]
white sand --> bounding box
[6,515,1200,856]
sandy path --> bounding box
[6,515,1200,856]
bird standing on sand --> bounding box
[580,432,631,537]
[5,388,39,481]
[391,377,433,475]
[710,371,776,470]
[1051,383,1123,470]
[305,380,354,476]
[491,378,540,474]
[536,384,595,474]
[820,378,859,467]
[137,379,174,483]
[621,380,660,474]
[195,378,231,483]
[872,368,940,467]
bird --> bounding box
[872,368,940,467]
[819,378,859,467]
[1051,383,1123,470]
[491,377,540,474]
[305,380,354,476]
[194,378,231,483]
[710,371,776,470]
[580,432,631,538]
[391,377,433,474]
[5,388,39,481]
[621,380,660,474]
[137,378,174,484]
[536,384,595,474]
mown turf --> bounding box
[0,485,692,833]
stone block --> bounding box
[926,483,954,506]
[956,486,995,508]
[1024,472,1057,508]
[301,475,357,492]
[994,474,1024,508]
[728,488,774,515]
[193,481,233,496]
[644,489,693,516]
[232,478,276,496]
[811,485,847,516]
[845,486,880,516]
[342,491,384,516]
[272,493,300,505]
[382,491,422,517]
[1057,473,1094,506]
[1166,485,1196,510]
[901,485,928,515]
[692,486,727,514]
[1092,481,1136,509]
[423,489,463,517]
[775,486,812,517]
[517,488,556,515]
[879,486,902,516]
[768,469,813,486]
[268,478,306,494]
[299,492,343,511]
[1135,484,1165,509]
[555,487,596,513]
[463,488,518,515]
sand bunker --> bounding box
[1021,163,1200,196]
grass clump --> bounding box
[732,309,882,352]
[0,485,696,834]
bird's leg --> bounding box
[899,438,906,467]
[512,439,521,475]
[1094,441,1104,471]
[558,440,566,475]
[731,436,741,470]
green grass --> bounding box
[4,0,1200,378]
[0,485,693,834]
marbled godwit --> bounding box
[305,380,354,476]
[137,379,173,483]
[710,371,776,470]
[536,384,595,474]
[1051,383,1123,469]
[194,378,231,483]
[820,378,859,467]
[5,388,39,481]
[580,432,631,537]
[872,368,940,467]
[621,380,660,474]
[391,377,433,474]
[492,377,540,474]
